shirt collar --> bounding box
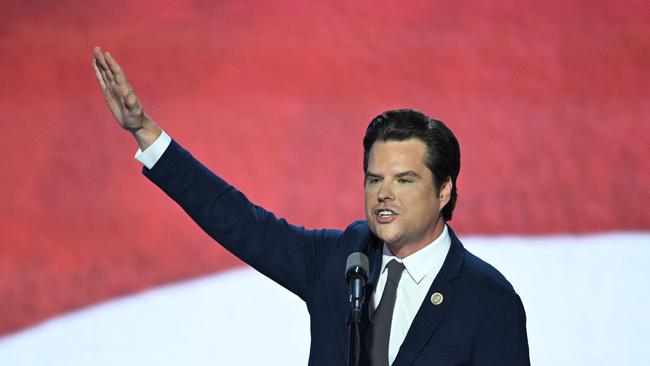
[380,224,451,284]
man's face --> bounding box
[364,138,450,257]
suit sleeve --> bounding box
[142,140,341,301]
[471,291,531,365]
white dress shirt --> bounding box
[134,131,171,169]
[135,132,452,365]
[370,225,451,365]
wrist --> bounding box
[132,115,162,151]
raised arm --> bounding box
[91,47,345,300]
[92,46,161,150]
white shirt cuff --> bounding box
[134,131,172,169]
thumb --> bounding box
[124,89,141,112]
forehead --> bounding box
[367,139,428,173]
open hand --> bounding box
[93,46,148,133]
[93,47,160,149]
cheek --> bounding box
[364,193,374,220]
[405,192,440,218]
[364,186,378,205]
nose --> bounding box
[377,182,394,202]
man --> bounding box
[93,47,529,365]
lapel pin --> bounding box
[430,292,443,305]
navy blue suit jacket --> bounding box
[144,140,530,365]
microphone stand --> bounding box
[347,267,366,366]
[348,315,361,366]
[346,252,368,366]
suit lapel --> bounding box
[392,227,466,365]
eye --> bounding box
[398,179,413,184]
[366,177,382,185]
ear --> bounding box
[438,177,452,210]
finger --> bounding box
[95,61,108,86]
[97,64,111,89]
[105,52,127,85]
[92,61,107,90]
[103,52,115,83]
[104,52,124,77]
[93,46,103,60]
[93,47,114,83]
[93,47,107,70]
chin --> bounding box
[366,219,403,245]
[374,227,402,245]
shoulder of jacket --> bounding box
[338,220,379,253]
[460,249,516,296]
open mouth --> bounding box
[375,209,397,218]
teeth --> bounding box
[378,210,394,217]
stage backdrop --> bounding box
[0,0,648,364]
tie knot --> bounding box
[385,259,405,284]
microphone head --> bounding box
[346,252,369,277]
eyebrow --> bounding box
[395,171,421,179]
[365,170,421,179]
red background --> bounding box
[1,0,648,336]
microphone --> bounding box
[346,252,369,323]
